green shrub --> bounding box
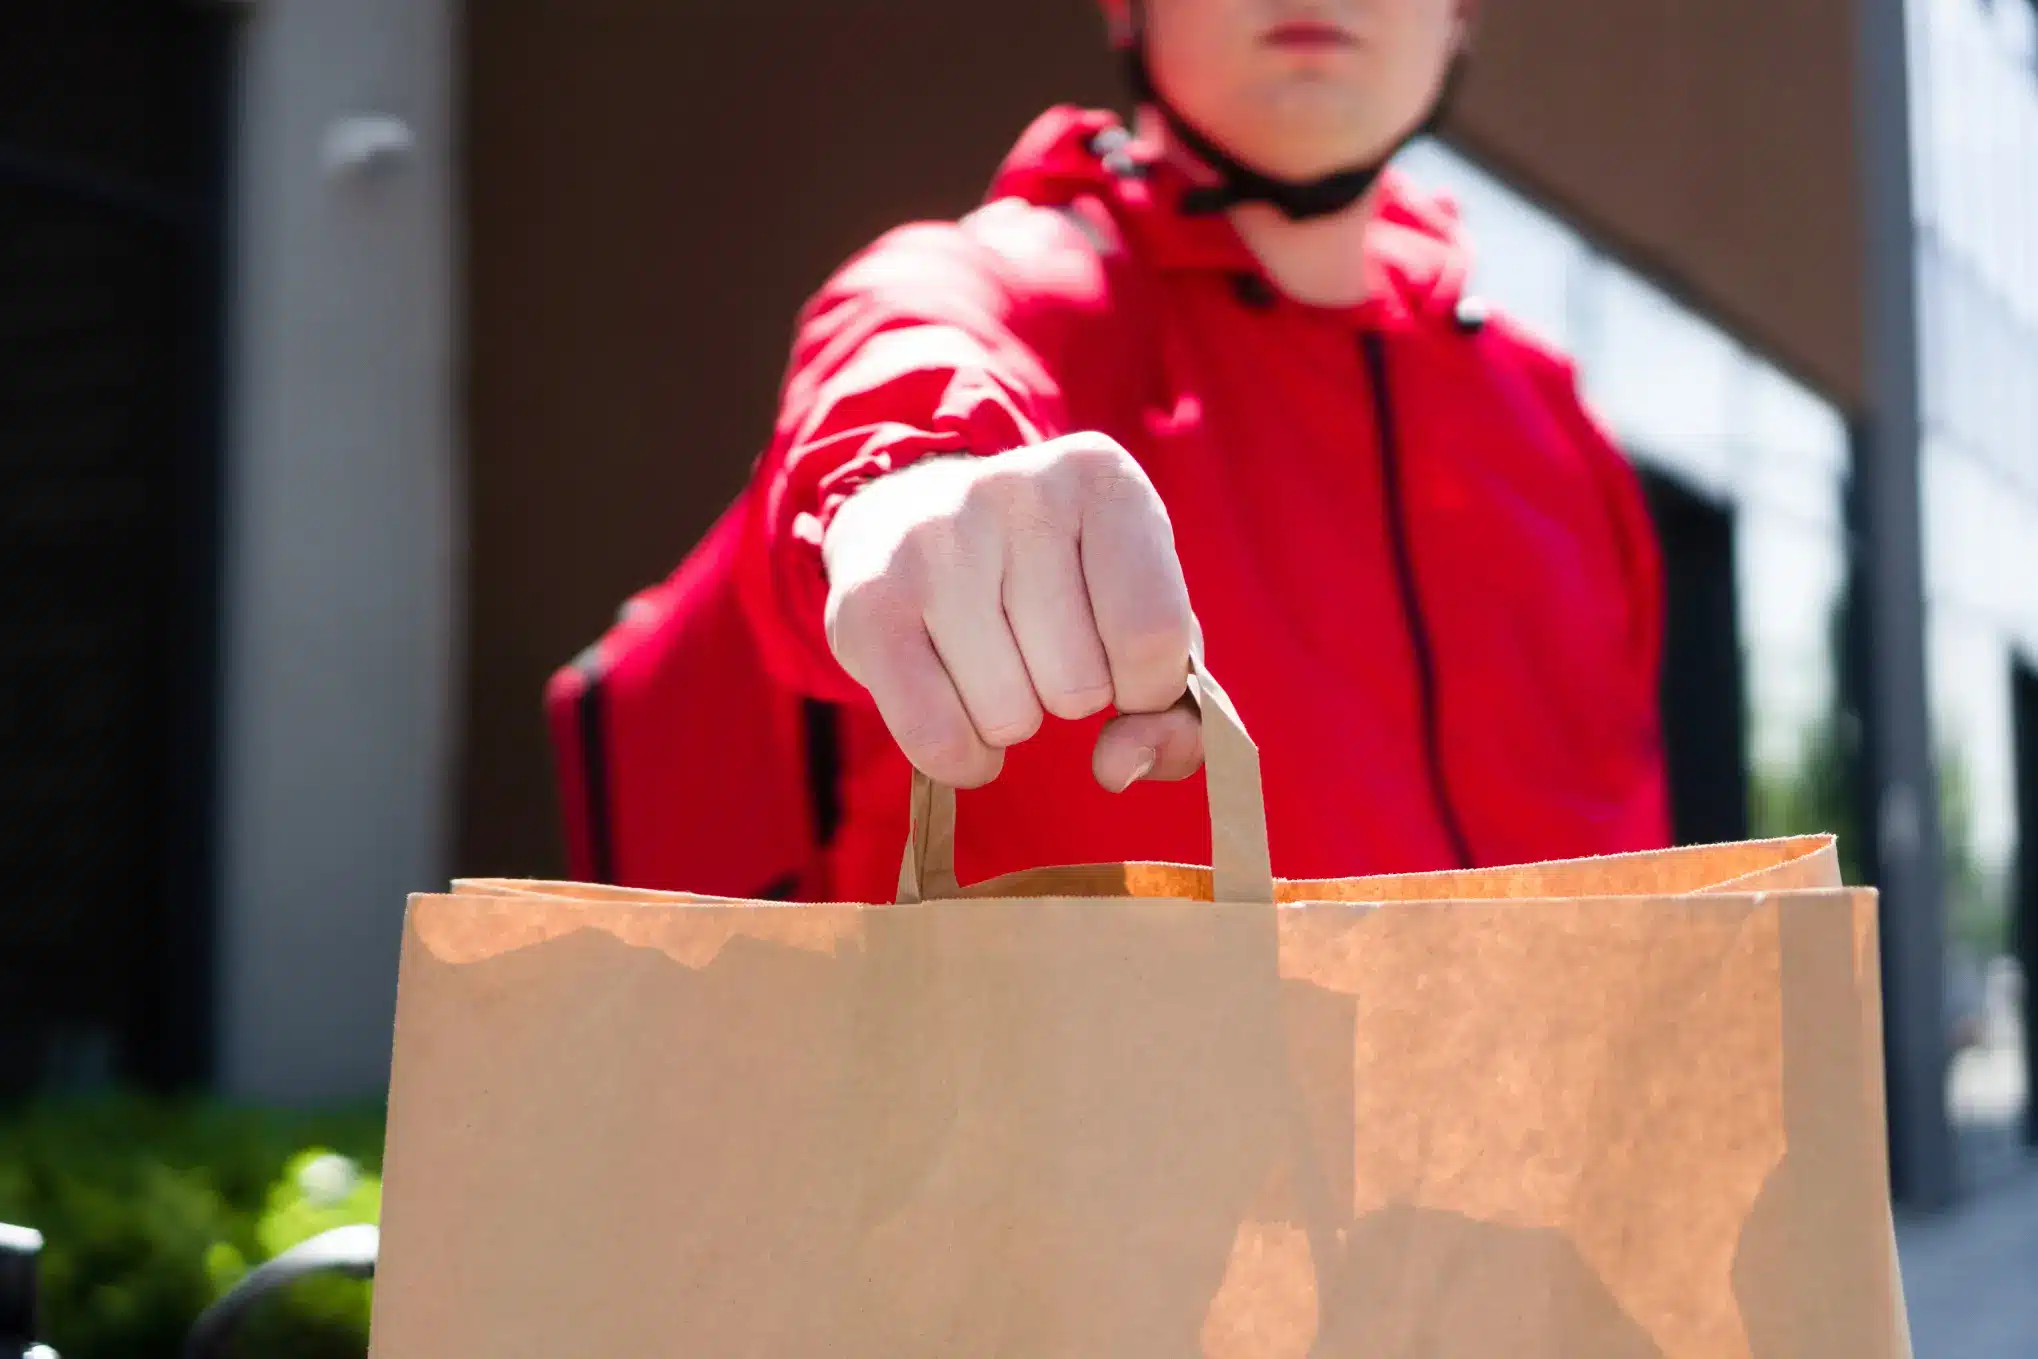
[205,1148,383,1359]
[0,1095,385,1359]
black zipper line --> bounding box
[572,645,618,885]
[1359,330,1477,870]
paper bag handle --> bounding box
[895,657,1274,905]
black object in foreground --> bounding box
[0,1224,53,1359]
[182,1225,379,1359]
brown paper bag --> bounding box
[372,667,1906,1358]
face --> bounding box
[1135,0,1469,179]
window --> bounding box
[1986,0,2038,67]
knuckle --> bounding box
[825,588,933,694]
[1000,469,1066,540]
[1095,567,1190,635]
[975,698,1044,749]
[1054,435,1148,498]
[894,513,961,575]
[896,715,979,779]
[1114,617,1189,669]
[821,593,867,670]
[948,485,1027,562]
[1046,430,1133,469]
[826,576,907,648]
[905,733,1000,789]
[958,461,1035,525]
[1106,617,1193,703]
[979,475,1074,548]
[1040,679,1115,722]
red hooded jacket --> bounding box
[591,108,1671,902]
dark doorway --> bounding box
[1639,469,1750,847]
[0,3,232,1092]
[2014,660,2038,1151]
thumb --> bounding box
[1092,695,1203,792]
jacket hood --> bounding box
[987,106,1474,327]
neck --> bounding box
[1227,197,1377,308]
[1137,106,1378,309]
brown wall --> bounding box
[462,0,1864,877]
[1449,0,1862,407]
[461,1,1119,876]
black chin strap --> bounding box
[1122,11,1465,222]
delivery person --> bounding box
[736,0,1672,899]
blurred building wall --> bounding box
[215,0,459,1100]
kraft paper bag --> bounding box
[372,666,1907,1358]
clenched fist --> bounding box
[822,433,1205,790]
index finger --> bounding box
[860,621,1005,789]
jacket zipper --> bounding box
[1359,330,1476,870]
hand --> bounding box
[822,433,1204,790]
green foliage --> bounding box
[1938,743,2011,956]
[210,1149,382,1359]
[0,1095,384,1359]
[1750,705,1867,886]
[1748,598,1868,884]
[1747,601,2009,956]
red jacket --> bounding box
[733,107,1671,901]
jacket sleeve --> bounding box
[1528,354,1675,848]
[736,217,1093,701]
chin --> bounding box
[1238,124,1392,181]
[1246,89,1395,171]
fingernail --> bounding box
[1113,748,1158,793]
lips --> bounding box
[1263,20,1357,50]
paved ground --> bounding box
[1891,966,2036,1358]
[1897,1149,2038,1357]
